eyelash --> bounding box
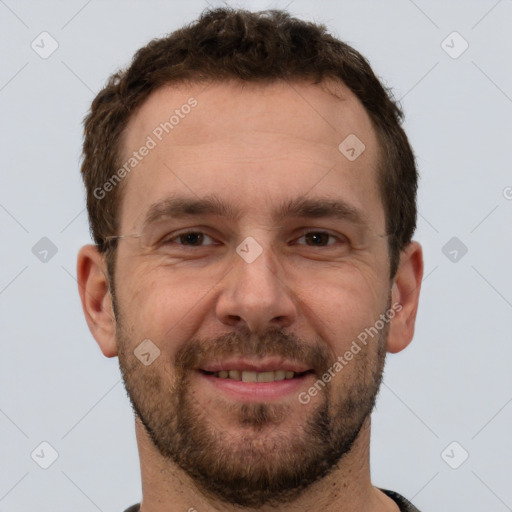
[163,230,347,248]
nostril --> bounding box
[225,315,242,325]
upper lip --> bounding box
[199,357,311,373]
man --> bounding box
[77,7,423,512]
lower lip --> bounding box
[197,371,312,402]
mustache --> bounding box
[174,326,335,376]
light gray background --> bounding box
[1,0,511,510]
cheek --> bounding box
[296,264,389,353]
[118,265,214,348]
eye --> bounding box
[164,231,218,247]
[158,229,346,249]
[294,231,345,247]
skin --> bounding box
[77,78,423,512]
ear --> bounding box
[76,244,118,357]
[387,241,423,354]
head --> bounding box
[77,7,423,508]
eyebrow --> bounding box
[141,195,370,230]
[275,197,368,227]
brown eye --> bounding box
[303,232,331,246]
[296,231,343,247]
[178,232,205,246]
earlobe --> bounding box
[387,241,424,354]
[76,244,118,358]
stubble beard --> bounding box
[116,310,388,508]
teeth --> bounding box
[213,370,298,381]
[274,370,286,381]
[242,371,257,382]
[257,371,274,383]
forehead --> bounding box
[124,78,376,150]
[118,78,383,232]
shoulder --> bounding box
[379,488,421,512]
[122,505,140,512]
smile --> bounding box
[203,369,310,382]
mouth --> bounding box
[196,358,315,401]
[200,369,312,382]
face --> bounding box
[112,79,392,507]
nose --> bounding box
[215,243,298,334]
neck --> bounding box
[134,416,399,512]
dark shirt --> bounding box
[123,488,420,511]
[380,488,421,511]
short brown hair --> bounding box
[81,7,418,279]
